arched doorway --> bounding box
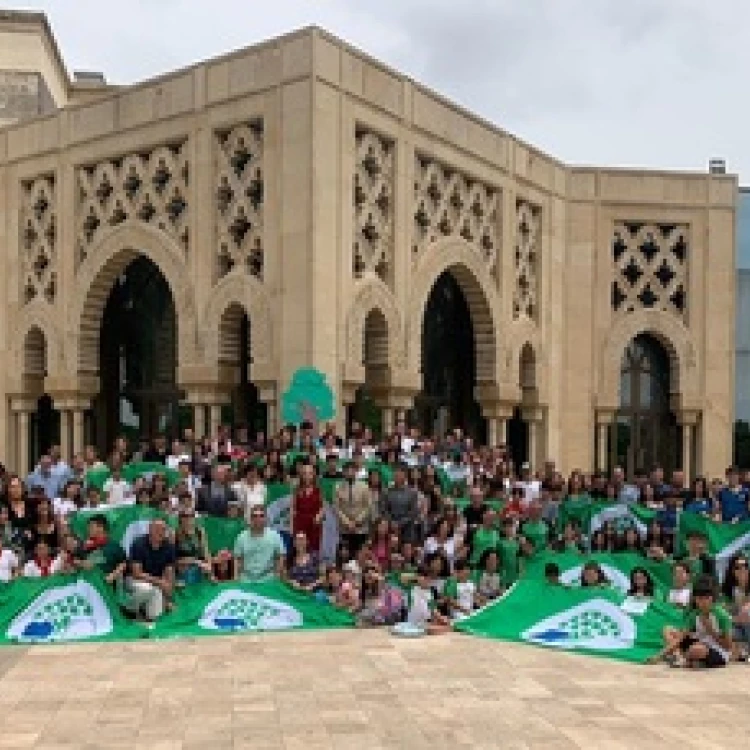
[613,334,678,475]
[350,309,389,435]
[416,271,485,440]
[23,326,59,466]
[218,303,266,438]
[96,256,181,453]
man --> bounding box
[49,444,71,484]
[233,462,267,517]
[127,519,176,622]
[718,467,749,523]
[611,465,639,504]
[102,463,132,506]
[321,454,343,480]
[73,514,126,584]
[176,459,201,500]
[382,465,419,544]
[143,435,169,465]
[233,505,286,582]
[166,439,191,470]
[26,454,65,499]
[196,464,239,517]
[334,461,373,554]
[516,462,541,506]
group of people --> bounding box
[0,419,748,661]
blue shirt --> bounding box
[684,498,712,515]
[25,469,65,499]
[718,487,749,522]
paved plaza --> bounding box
[0,630,746,749]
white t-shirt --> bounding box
[102,478,132,506]
[668,587,691,607]
[517,480,541,507]
[407,586,433,627]
[233,481,267,513]
[22,557,63,578]
[0,549,19,582]
[166,453,191,471]
[423,537,457,568]
[453,580,476,620]
[53,497,78,518]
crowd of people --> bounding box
[1,418,749,665]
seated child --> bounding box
[476,549,503,604]
[446,560,476,621]
[667,562,692,608]
[405,564,451,635]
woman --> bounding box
[617,527,642,554]
[684,476,714,516]
[286,531,320,591]
[2,475,31,553]
[54,479,83,520]
[369,517,391,572]
[26,497,58,557]
[722,553,750,660]
[644,519,673,561]
[423,516,460,570]
[291,463,322,554]
[174,511,213,584]
[367,469,384,518]
[628,567,655,598]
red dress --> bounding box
[293,485,322,553]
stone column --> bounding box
[381,408,395,437]
[498,417,508,447]
[527,419,539,473]
[18,410,31,475]
[487,417,499,448]
[677,410,700,484]
[59,410,72,463]
[597,423,608,474]
[265,402,278,437]
[209,405,222,439]
[193,405,206,440]
[72,409,85,456]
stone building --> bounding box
[0,11,737,478]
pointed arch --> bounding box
[12,301,63,381]
[407,239,500,383]
[68,222,197,375]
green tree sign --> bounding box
[281,368,336,426]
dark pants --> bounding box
[342,533,367,556]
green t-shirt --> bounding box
[521,520,550,554]
[80,541,126,576]
[498,537,520,586]
[233,528,285,582]
[470,527,500,567]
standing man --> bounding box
[334,461,373,554]
[382,465,420,544]
[126,519,176,622]
[233,505,286,582]
[196,464,239,517]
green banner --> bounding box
[454,579,684,663]
[522,551,674,595]
[150,579,354,639]
[69,505,172,555]
[677,513,750,581]
[85,462,180,491]
[558,499,656,536]
[0,572,143,644]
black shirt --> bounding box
[129,535,177,578]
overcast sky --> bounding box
[22,0,749,181]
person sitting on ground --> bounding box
[476,549,503,604]
[72,514,126,586]
[175,511,213,584]
[233,505,286,582]
[22,540,58,577]
[126,519,177,623]
[650,577,732,668]
[721,553,750,661]
[404,564,451,635]
[445,559,476,621]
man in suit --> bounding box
[196,464,239,517]
[334,461,374,554]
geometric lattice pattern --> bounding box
[513,200,540,320]
[559,610,621,640]
[215,598,281,629]
[353,130,394,281]
[33,594,94,636]
[412,155,499,275]
[76,142,190,266]
[20,174,57,304]
[611,222,688,319]
[216,121,264,280]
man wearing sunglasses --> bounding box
[233,506,286,583]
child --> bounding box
[446,560,476,621]
[545,562,562,586]
[469,507,499,567]
[667,562,692,608]
[628,567,655,599]
[213,550,235,581]
[335,561,361,612]
[476,549,503,604]
[404,565,451,635]
[23,540,58,577]
[651,578,732,668]
[0,533,19,582]
[555,522,584,553]
[498,518,520,588]
[580,561,608,588]
[721,554,750,661]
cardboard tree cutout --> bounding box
[281,368,336,431]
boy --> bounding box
[445,560,476,621]
[498,518,521,588]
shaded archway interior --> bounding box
[95,255,181,453]
[218,303,266,438]
[416,270,485,440]
[611,333,679,475]
[350,308,389,435]
[23,326,59,464]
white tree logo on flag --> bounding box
[199,590,302,631]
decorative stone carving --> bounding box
[215,121,265,280]
[513,200,540,320]
[611,222,688,319]
[76,142,189,267]
[412,154,499,275]
[353,130,394,280]
[20,175,57,304]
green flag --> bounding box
[678,513,750,582]
[265,484,293,533]
[454,579,684,663]
[522,551,673,595]
[588,502,656,536]
[196,515,246,555]
[150,580,354,638]
[69,504,173,555]
[0,572,142,644]
[85,462,180,492]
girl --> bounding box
[369,518,391,572]
[628,567,655,598]
[23,540,57,577]
[286,531,320,592]
[498,518,521,588]
[402,565,451,635]
[721,553,750,660]
[644,519,673,561]
[26,497,59,557]
[667,562,692,608]
[476,549,503,604]
[423,517,458,570]
[174,511,213,584]
[651,579,732,668]
[618,527,643,554]
[589,529,609,553]
[556,522,584,553]
[580,561,609,588]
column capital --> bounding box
[521,406,545,424]
[676,409,701,427]
[480,400,517,420]
[596,409,617,426]
[8,396,39,413]
[181,387,231,407]
[48,392,95,412]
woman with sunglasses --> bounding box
[722,553,750,661]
